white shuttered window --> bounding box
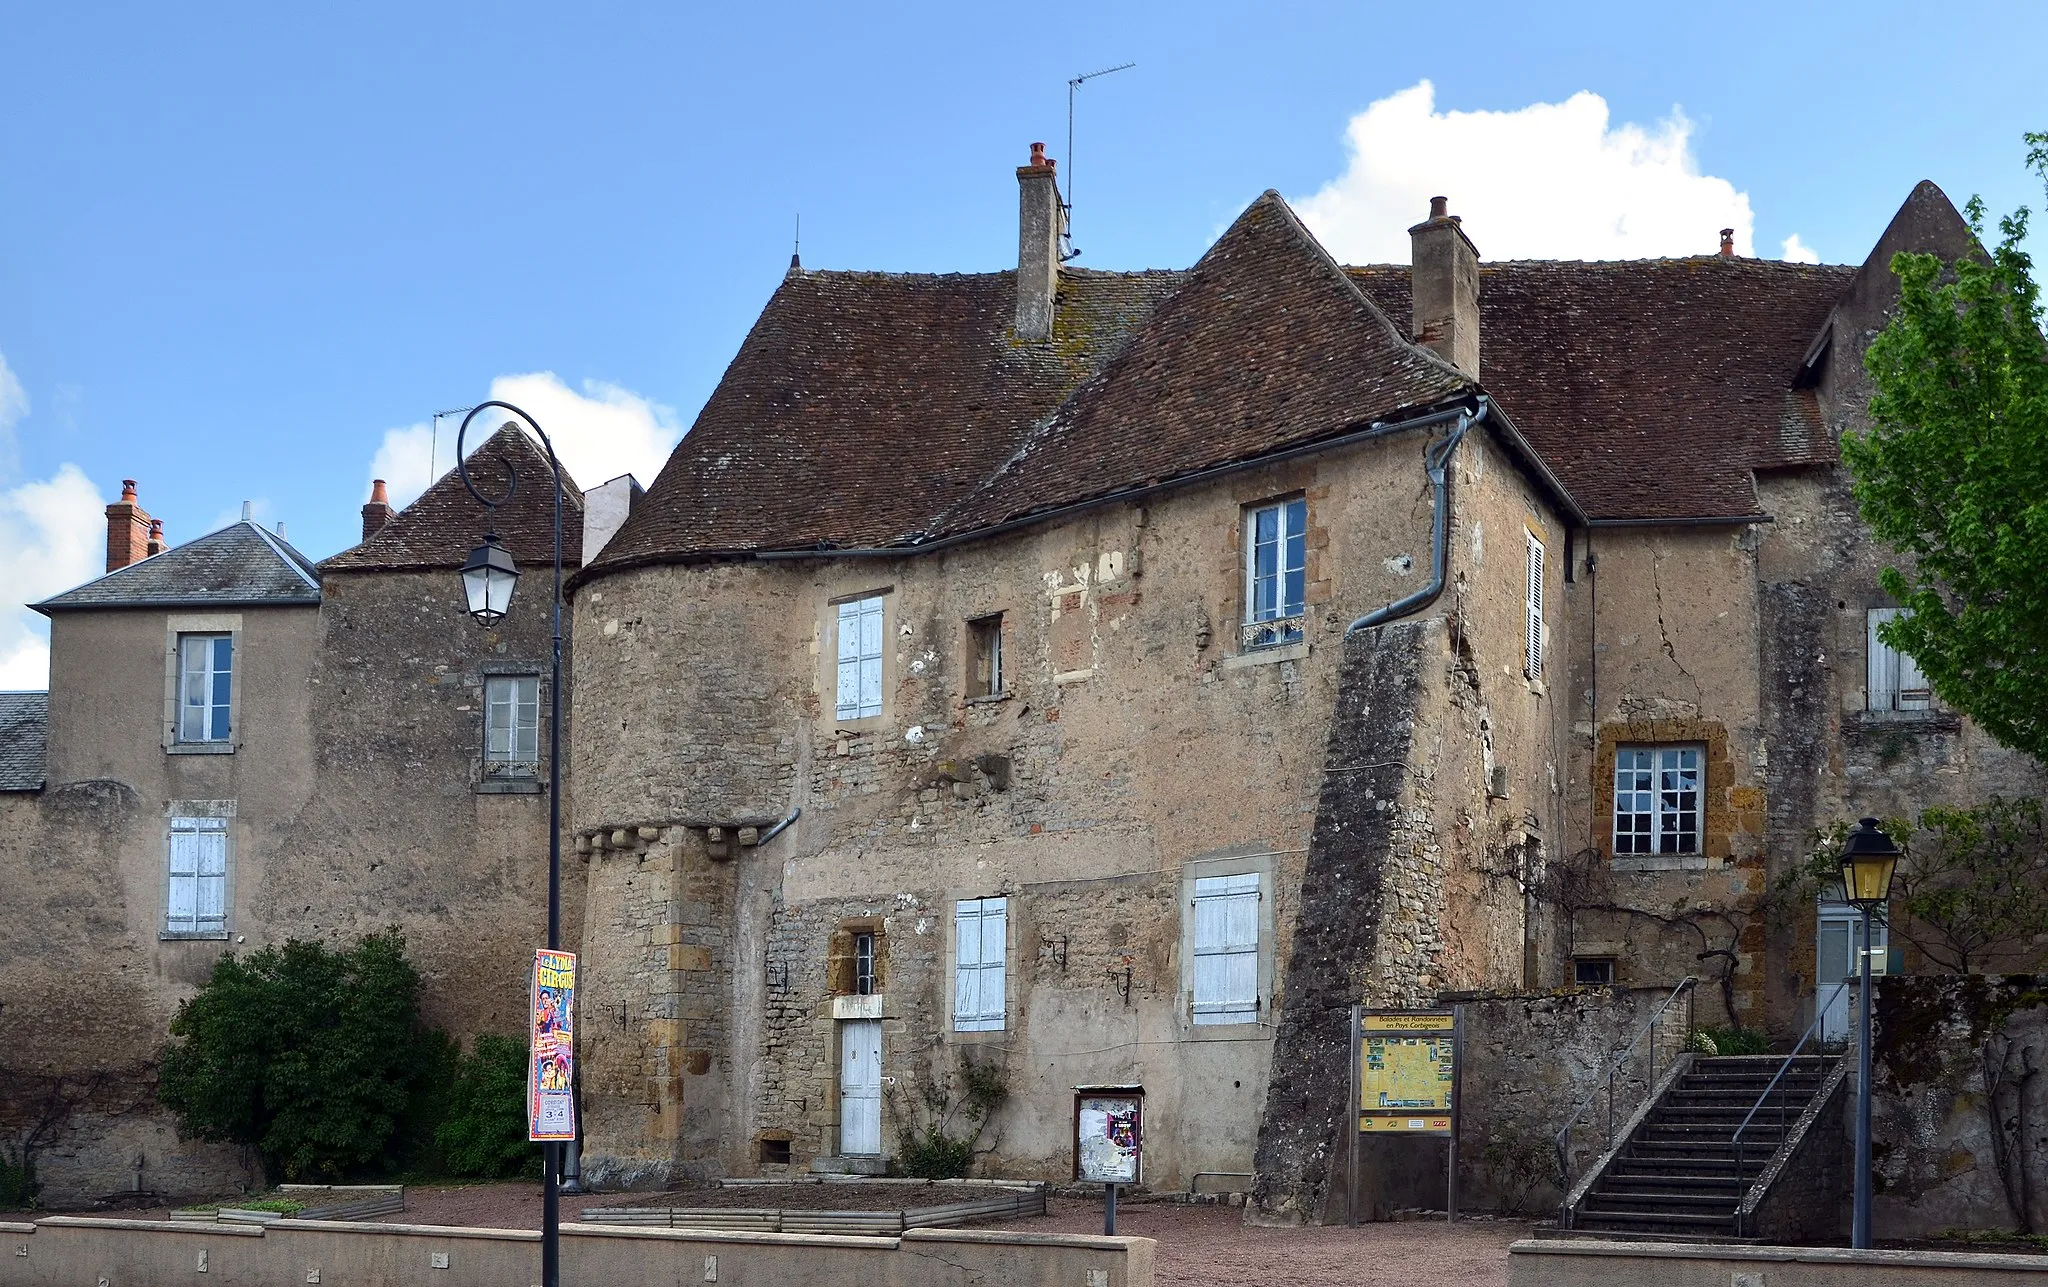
[1191,873,1260,1024]
[1867,608,1930,711]
[953,897,1008,1031]
[1525,532,1545,681]
[166,816,228,934]
[835,596,886,720]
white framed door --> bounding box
[838,1019,883,1156]
[1817,904,1887,1043]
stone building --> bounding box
[0,428,599,1204]
[555,146,2044,1219]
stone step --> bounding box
[1599,1174,1750,1193]
[1582,1190,1742,1211]
[1574,1208,1739,1233]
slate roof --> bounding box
[34,521,322,613]
[1346,257,1856,521]
[0,691,48,791]
[324,425,586,572]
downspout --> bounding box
[1345,397,1486,636]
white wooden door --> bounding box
[1817,905,1886,1043]
[838,1019,882,1156]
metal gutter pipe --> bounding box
[1345,399,1484,637]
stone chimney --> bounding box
[1408,196,1481,379]
[1719,228,1736,258]
[1015,142,1065,341]
[581,473,645,566]
[362,478,395,542]
[105,479,154,572]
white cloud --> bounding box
[1780,233,1821,264]
[1292,81,1755,263]
[0,463,105,691]
[0,352,28,478]
[368,374,681,511]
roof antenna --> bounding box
[1063,62,1136,263]
[430,406,477,483]
[791,213,802,273]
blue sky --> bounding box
[2,0,2044,686]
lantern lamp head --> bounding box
[460,534,520,626]
[1838,816,1901,910]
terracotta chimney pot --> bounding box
[1719,228,1736,258]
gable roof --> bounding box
[323,424,587,572]
[33,521,321,614]
[1347,257,1856,521]
[0,692,48,791]
[934,192,1476,537]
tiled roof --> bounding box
[324,425,586,572]
[34,522,321,613]
[936,192,1475,536]
[1347,257,1856,521]
[0,691,48,791]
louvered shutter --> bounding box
[1525,533,1545,681]
[1867,609,1899,711]
[167,827,199,930]
[1192,874,1260,1024]
[954,898,1007,1031]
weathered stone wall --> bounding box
[1872,974,2048,1236]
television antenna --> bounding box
[430,405,476,482]
[1063,61,1135,262]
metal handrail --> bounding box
[1730,980,1850,1184]
[1554,976,1698,1217]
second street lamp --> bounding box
[460,533,520,626]
[1840,816,1900,1251]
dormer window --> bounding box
[177,634,233,743]
[1242,498,1307,650]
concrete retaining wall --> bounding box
[0,1216,1152,1287]
[1509,1238,2048,1286]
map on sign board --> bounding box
[1358,1012,1455,1135]
[1075,1094,1142,1183]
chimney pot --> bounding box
[370,478,389,505]
[105,480,154,572]
[1409,197,1482,378]
[1429,195,1448,220]
[361,478,397,543]
[121,479,137,502]
[1014,143,1065,341]
[1719,228,1736,258]
[1028,141,1054,170]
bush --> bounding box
[889,1054,1008,1180]
[436,1035,542,1179]
[1694,1026,1773,1056]
[158,930,448,1182]
[0,1144,37,1210]
[897,1127,974,1180]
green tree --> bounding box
[435,1034,541,1179]
[158,930,444,1181]
[1844,133,2048,761]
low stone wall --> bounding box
[0,1216,1152,1287]
[1508,1238,2048,1286]
[1874,975,2048,1237]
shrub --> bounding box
[888,1054,1008,1180]
[1695,1026,1772,1056]
[436,1035,542,1179]
[0,1144,37,1210]
[158,930,448,1182]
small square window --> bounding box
[1613,744,1703,856]
[853,932,876,996]
[1241,498,1307,650]
[968,615,1005,698]
[1574,958,1616,986]
[757,1137,793,1165]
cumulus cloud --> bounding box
[368,373,682,510]
[1779,233,1821,264]
[1292,81,1755,263]
[0,464,105,690]
[0,351,28,478]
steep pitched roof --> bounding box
[0,691,48,791]
[1347,257,1855,521]
[936,192,1476,536]
[34,521,321,613]
[589,266,1182,570]
[323,425,587,572]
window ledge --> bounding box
[166,742,236,756]
[830,994,885,1020]
[478,778,545,795]
[1610,854,1712,873]
[1222,642,1309,671]
[160,929,230,941]
[1853,708,1957,727]
[1183,1019,1272,1041]
[964,692,1013,707]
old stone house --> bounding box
[4,143,2042,1220]
[556,146,2045,1219]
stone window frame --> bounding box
[161,798,235,941]
[477,663,546,795]
[162,613,243,755]
[1239,493,1309,652]
[1177,846,1279,1040]
[1592,719,1742,872]
[823,587,893,729]
[826,917,888,998]
[964,613,1008,703]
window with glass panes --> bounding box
[1243,498,1307,649]
[166,816,228,934]
[484,675,540,775]
[177,634,233,743]
[1612,745,1703,855]
[835,596,886,720]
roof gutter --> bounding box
[749,400,1484,564]
[1585,515,1773,529]
[1345,399,1482,637]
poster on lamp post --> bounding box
[528,949,578,1142]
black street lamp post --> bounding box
[455,403,568,1287]
[1838,816,1901,1251]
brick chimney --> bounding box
[1015,142,1065,341]
[1408,196,1481,379]
[361,478,395,542]
[105,479,154,572]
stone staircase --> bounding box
[1565,1055,1843,1238]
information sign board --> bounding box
[528,949,578,1142]
[1072,1088,1143,1184]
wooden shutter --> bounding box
[836,598,886,720]
[954,898,1007,1031]
[1192,874,1260,1024]
[1525,533,1545,681]
[1867,609,1898,711]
